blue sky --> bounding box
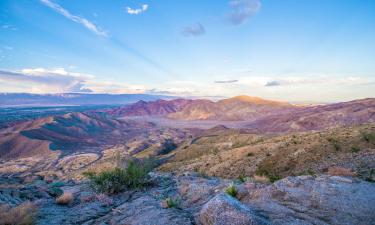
[0,0,374,102]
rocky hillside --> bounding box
[160,124,375,182]
[0,172,374,225]
[0,112,192,160]
[246,98,375,133]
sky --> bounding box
[0,0,374,102]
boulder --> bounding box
[199,193,269,225]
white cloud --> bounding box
[40,0,107,37]
[227,0,261,25]
[0,68,147,94]
[181,23,206,37]
[126,4,148,15]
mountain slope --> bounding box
[246,98,375,133]
[0,112,154,159]
[107,99,193,117]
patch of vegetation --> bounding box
[49,181,65,188]
[327,137,341,151]
[225,183,237,198]
[47,187,64,197]
[237,174,247,183]
[0,201,38,225]
[165,197,180,208]
[83,158,155,194]
[255,169,282,183]
[194,168,209,178]
[351,146,361,153]
[361,132,375,143]
[247,152,254,157]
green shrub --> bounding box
[49,181,65,188]
[83,159,154,194]
[165,197,179,208]
[351,146,361,153]
[47,187,64,197]
[238,175,247,183]
[362,132,375,143]
[225,183,237,198]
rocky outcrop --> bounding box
[242,175,375,225]
[199,193,269,225]
[1,174,374,225]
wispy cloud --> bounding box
[214,79,238,84]
[0,68,92,93]
[182,23,206,37]
[40,0,107,37]
[227,0,261,25]
[126,4,149,15]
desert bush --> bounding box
[225,183,237,198]
[47,187,63,197]
[327,137,341,151]
[0,201,38,225]
[362,132,375,143]
[164,197,180,208]
[328,166,356,176]
[351,146,361,153]
[83,159,154,194]
[56,192,74,205]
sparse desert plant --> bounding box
[83,158,154,194]
[56,192,74,205]
[225,183,237,198]
[328,166,356,176]
[361,132,375,143]
[0,201,38,225]
[238,174,247,183]
[162,197,180,208]
[327,137,341,151]
[351,146,361,153]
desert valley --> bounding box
[0,94,374,225]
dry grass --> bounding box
[328,166,356,177]
[56,192,74,205]
[0,201,38,225]
[252,175,270,183]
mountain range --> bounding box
[0,93,173,107]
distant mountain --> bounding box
[246,98,375,133]
[168,95,295,120]
[109,95,296,121]
[107,99,193,117]
[0,93,174,107]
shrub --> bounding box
[238,175,247,183]
[56,192,74,205]
[163,197,179,208]
[351,146,361,153]
[0,201,38,225]
[49,181,65,188]
[225,183,237,198]
[83,159,154,194]
[327,137,341,151]
[47,187,63,197]
[362,132,375,143]
[328,166,356,176]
